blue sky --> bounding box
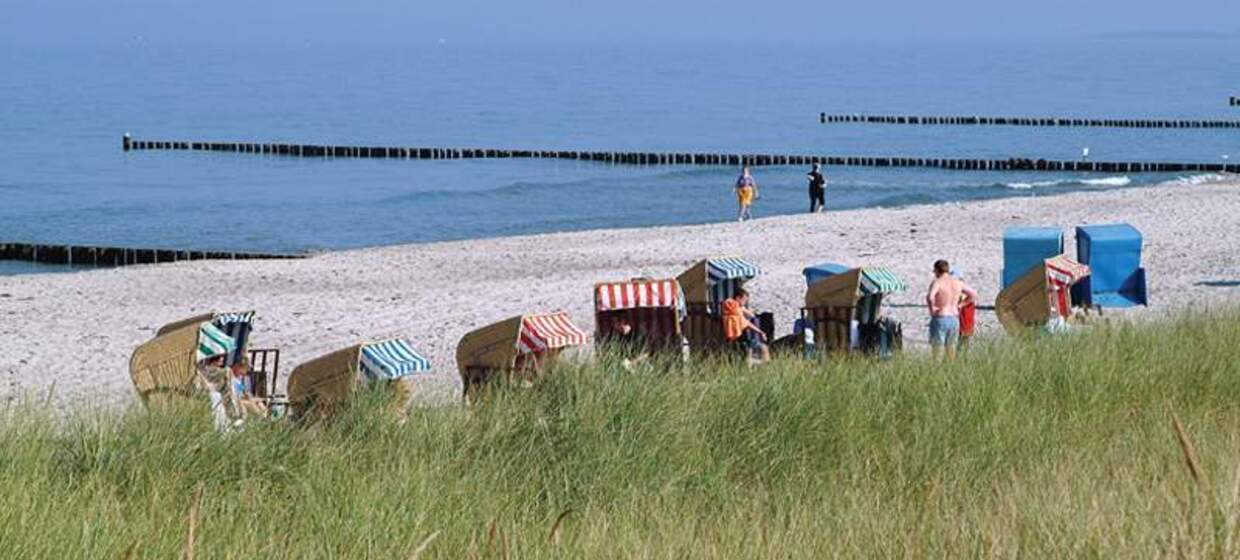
[5,0,1239,46]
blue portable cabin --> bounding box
[1002,227,1064,289]
[1072,223,1148,308]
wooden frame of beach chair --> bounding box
[132,311,278,412]
[593,278,685,355]
[286,337,430,422]
[675,257,760,354]
[155,313,217,337]
[161,311,282,398]
[129,322,206,408]
[287,344,364,421]
[800,267,904,357]
[802,268,865,356]
[157,311,260,363]
[456,312,587,401]
[995,255,1091,335]
[245,348,282,401]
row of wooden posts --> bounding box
[123,135,1240,173]
[0,242,305,267]
[1232,96,1239,107]
[820,113,1240,129]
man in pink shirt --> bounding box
[926,259,978,359]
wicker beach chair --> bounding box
[131,311,284,412]
[800,264,906,357]
[456,312,588,401]
[995,255,1091,334]
[593,278,687,356]
[155,311,283,399]
[675,257,761,353]
[129,320,237,407]
[286,337,432,422]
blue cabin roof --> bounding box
[1002,226,1064,289]
[802,262,851,286]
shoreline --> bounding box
[3,177,1238,412]
[0,172,1216,272]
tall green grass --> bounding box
[3,311,1240,558]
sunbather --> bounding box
[196,355,242,431]
[723,288,770,363]
[229,358,268,418]
[605,318,649,368]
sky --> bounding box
[4,0,1239,47]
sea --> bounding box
[1,38,1236,275]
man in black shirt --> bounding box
[807,163,827,213]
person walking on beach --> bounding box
[926,259,977,359]
[734,167,758,221]
[807,163,827,213]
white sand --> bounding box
[3,178,1239,412]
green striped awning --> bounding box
[859,267,906,296]
[196,322,237,363]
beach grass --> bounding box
[3,311,1240,558]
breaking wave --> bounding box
[1004,176,1131,190]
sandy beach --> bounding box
[3,178,1238,412]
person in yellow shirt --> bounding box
[733,167,758,221]
[722,289,769,363]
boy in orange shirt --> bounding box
[722,289,770,363]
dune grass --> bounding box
[3,311,1240,558]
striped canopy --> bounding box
[1045,256,1090,318]
[211,311,254,365]
[707,257,760,282]
[518,312,588,355]
[196,322,237,363]
[213,311,254,327]
[707,257,760,304]
[859,267,906,296]
[595,279,684,312]
[360,338,432,381]
[1045,256,1090,286]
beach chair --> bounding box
[456,312,588,400]
[129,319,239,407]
[286,337,432,421]
[593,278,687,356]
[800,264,906,357]
[1002,227,1064,289]
[1071,223,1148,309]
[153,311,282,401]
[675,257,761,353]
[995,255,1091,334]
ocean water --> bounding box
[1,39,1236,273]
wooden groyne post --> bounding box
[0,242,307,268]
[122,135,1240,174]
[1231,96,1239,107]
[819,112,1240,129]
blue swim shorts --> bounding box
[929,316,960,347]
[743,329,765,350]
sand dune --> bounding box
[3,178,1238,412]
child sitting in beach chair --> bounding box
[722,289,770,364]
[228,358,268,419]
[196,355,243,431]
